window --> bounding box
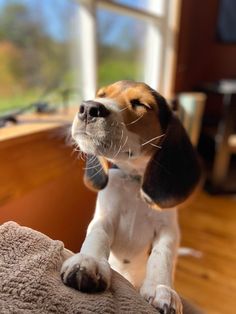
[0,0,181,117]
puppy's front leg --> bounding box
[140,214,182,314]
[61,217,113,293]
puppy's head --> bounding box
[72,80,201,209]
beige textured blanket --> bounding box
[0,222,202,314]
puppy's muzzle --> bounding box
[78,100,110,122]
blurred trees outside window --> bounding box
[0,0,78,114]
[97,8,147,87]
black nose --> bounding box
[78,101,110,122]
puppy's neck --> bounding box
[109,155,150,177]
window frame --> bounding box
[77,0,182,99]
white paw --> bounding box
[140,283,182,314]
[61,253,111,293]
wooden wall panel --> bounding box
[0,128,96,252]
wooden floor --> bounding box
[175,191,236,314]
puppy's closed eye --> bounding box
[130,99,151,110]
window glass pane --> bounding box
[0,0,79,115]
[97,9,147,87]
[113,0,149,11]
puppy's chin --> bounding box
[76,139,98,156]
[75,136,136,161]
[72,123,142,160]
[74,135,108,157]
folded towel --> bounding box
[0,221,203,314]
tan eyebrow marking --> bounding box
[97,91,106,97]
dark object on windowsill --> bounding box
[0,102,58,128]
[34,102,57,114]
[0,116,18,128]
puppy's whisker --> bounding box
[71,150,77,157]
[74,149,84,161]
[87,154,97,162]
[107,139,114,155]
[88,165,105,180]
[110,127,126,159]
[73,148,81,152]
[110,140,113,151]
[83,162,101,170]
[151,158,172,175]
[78,151,86,161]
[76,130,93,137]
[150,143,162,149]
[148,143,162,149]
[118,106,129,112]
[87,154,98,163]
[112,136,129,159]
[112,142,117,156]
[92,138,107,157]
[73,142,80,149]
[112,144,121,159]
[141,134,165,147]
[128,148,132,159]
[121,136,129,150]
[119,129,124,145]
[86,157,98,166]
[125,114,144,126]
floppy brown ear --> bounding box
[83,155,109,192]
[141,114,201,209]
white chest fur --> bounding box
[93,169,178,287]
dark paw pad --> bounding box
[63,267,107,293]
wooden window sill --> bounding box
[0,107,77,144]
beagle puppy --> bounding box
[61,81,201,314]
